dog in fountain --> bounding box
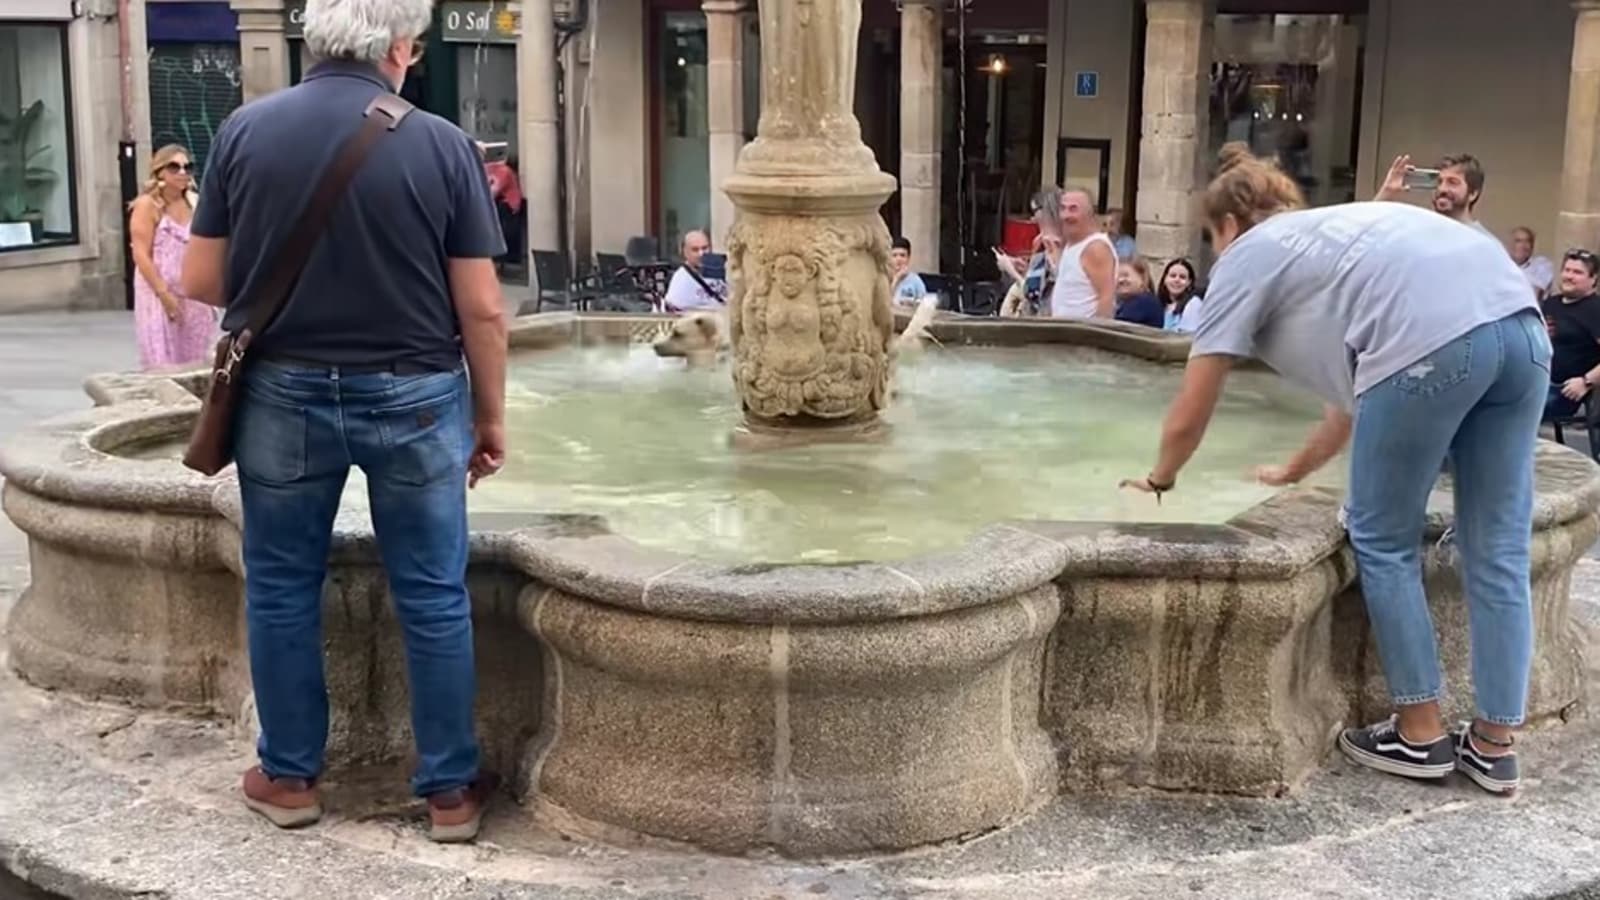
[652,311,730,368]
[654,295,937,371]
[893,295,941,358]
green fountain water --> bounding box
[472,343,1339,563]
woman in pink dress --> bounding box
[130,144,216,370]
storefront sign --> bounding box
[441,1,520,44]
[284,0,307,40]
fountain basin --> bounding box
[2,312,1595,855]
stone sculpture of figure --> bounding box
[762,253,828,382]
[756,0,862,146]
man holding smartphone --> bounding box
[1375,152,1494,239]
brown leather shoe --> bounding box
[426,772,501,843]
[241,766,323,829]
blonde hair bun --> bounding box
[1215,141,1256,175]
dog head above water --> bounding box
[653,312,729,367]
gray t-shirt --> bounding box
[1190,203,1536,410]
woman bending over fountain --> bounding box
[1123,144,1547,794]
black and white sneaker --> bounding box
[1453,725,1520,795]
[1337,716,1455,781]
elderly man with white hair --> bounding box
[182,0,507,842]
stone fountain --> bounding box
[723,0,898,446]
[2,0,1600,887]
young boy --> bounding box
[890,237,930,307]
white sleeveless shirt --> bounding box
[1049,232,1116,319]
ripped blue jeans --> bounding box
[1345,310,1551,726]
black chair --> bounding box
[595,252,629,277]
[1550,395,1600,462]
[529,250,599,313]
[918,274,961,312]
[958,280,1005,317]
[587,252,655,313]
[624,236,661,266]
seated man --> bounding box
[661,230,725,313]
[1541,249,1600,421]
[890,237,930,307]
[1510,226,1555,298]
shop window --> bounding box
[1209,14,1366,208]
[0,23,77,251]
[657,11,709,257]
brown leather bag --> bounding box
[183,93,415,475]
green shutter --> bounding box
[147,43,244,179]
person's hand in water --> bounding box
[1254,464,1300,487]
[1118,474,1174,503]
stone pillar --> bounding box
[722,0,898,445]
[704,0,747,250]
[1135,0,1214,264]
[519,0,563,253]
[1558,0,1600,253]
[231,0,290,103]
[898,0,941,268]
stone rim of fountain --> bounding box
[4,311,1598,857]
[3,313,1599,625]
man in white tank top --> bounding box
[1047,188,1117,319]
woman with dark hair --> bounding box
[1157,258,1204,332]
[1122,143,1546,795]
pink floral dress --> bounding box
[133,213,216,370]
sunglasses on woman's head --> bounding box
[164,161,192,174]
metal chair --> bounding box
[623,236,661,266]
[530,250,599,313]
[587,252,654,313]
[918,274,961,312]
[1550,395,1600,462]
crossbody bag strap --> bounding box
[682,265,727,304]
[238,92,415,342]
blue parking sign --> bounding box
[1075,71,1099,99]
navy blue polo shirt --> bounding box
[193,60,504,369]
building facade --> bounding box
[0,0,148,313]
[6,0,1600,313]
[575,0,1600,276]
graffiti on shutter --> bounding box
[148,44,244,179]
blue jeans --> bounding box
[235,360,480,796]
[1346,310,1551,726]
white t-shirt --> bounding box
[1190,203,1537,410]
[1048,232,1116,319]
[663,266,724,312]
[1521,256,1556,295]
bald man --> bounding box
[662,229,725,313]
[1046,188,1116,319]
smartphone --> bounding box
[479,141,510,163]
[1403,167,1441,192]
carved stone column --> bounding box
[1558,0,1600,253]
[1134,0,1215,264]
[722,0,899,446]
[898,0,941,268]
[704,0,747,249]
[231,0,290,102]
